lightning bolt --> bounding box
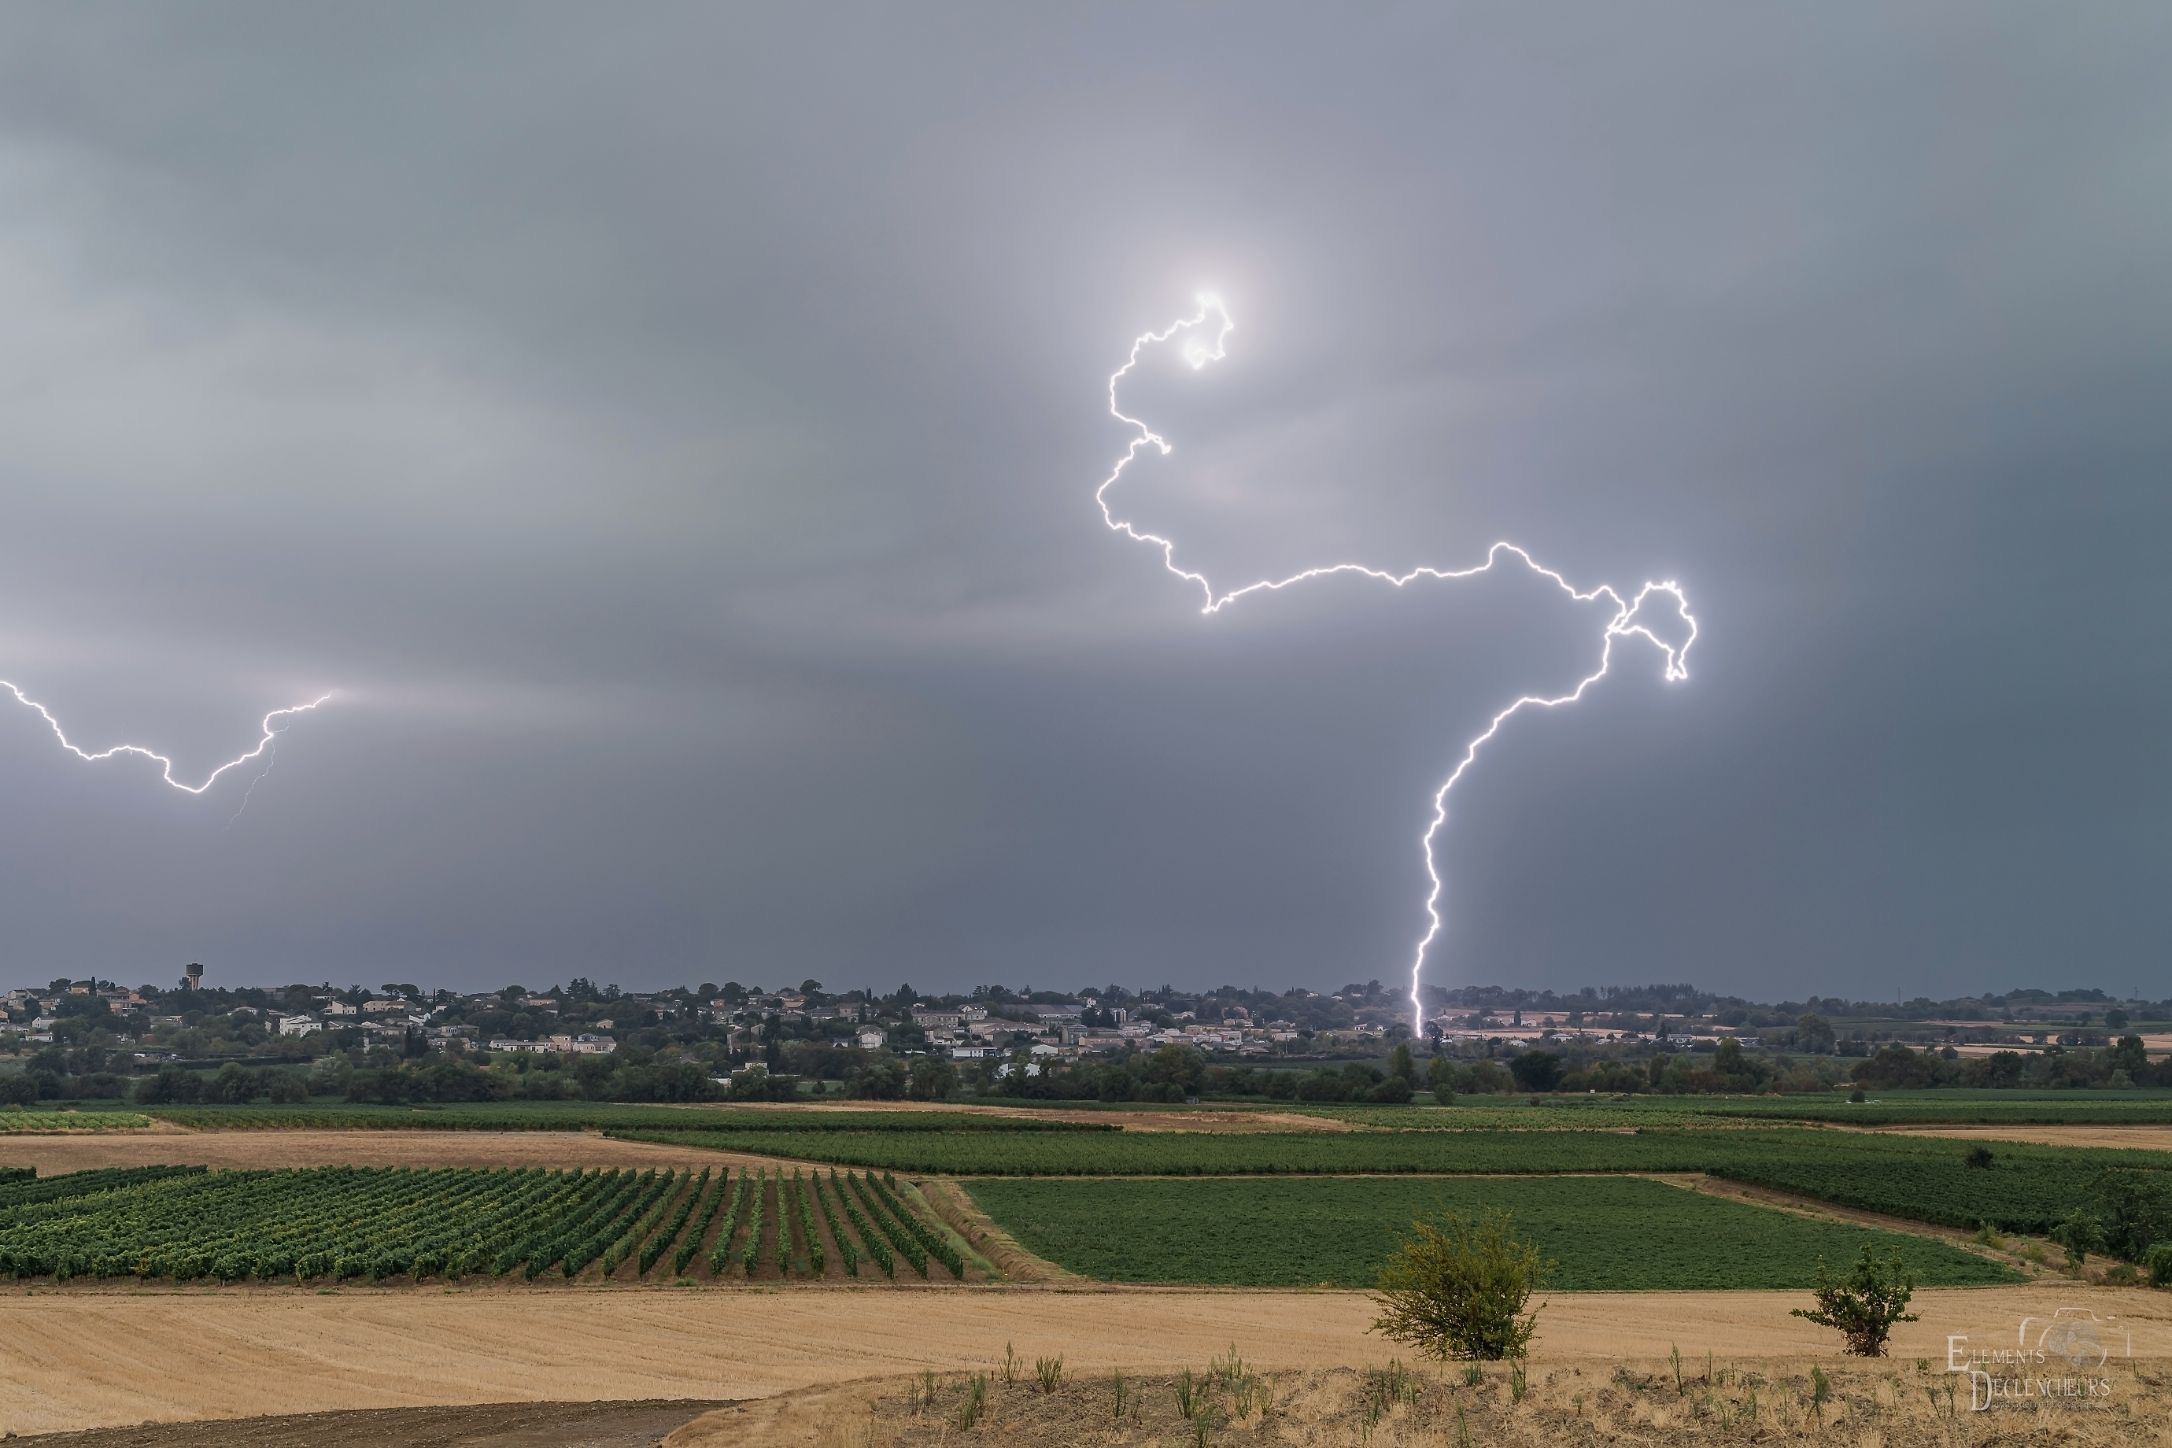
[1,681,334,797]
[1097,293,1697,1034]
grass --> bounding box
[963,1176,2018,1289]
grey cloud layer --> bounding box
[1,4,2166,996]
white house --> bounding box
[276,1015,325,1037]
[856,1028,886,1050]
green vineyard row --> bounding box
[0,1163,969,1284]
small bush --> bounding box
[1370,1208,1550,1361]
[1790,1246,1918,1356]
[1964,1144,1995,1170]
[2052,1208,2104,1270]
[2146,1243,2172,1288]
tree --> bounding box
[1370,1209,1550,1361]
[1387,1042,1416,1084]
[1426,1053,1457,1104]
[1508,1051,1562,1093]
[1790,1247,1917,1356]
[908,1055,957,1101]
[2085,1169,2172,1262]
[1794,1013,1836,1054]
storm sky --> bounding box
[2,4,2167,1000]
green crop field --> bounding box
[0,1163,973,1285]
[0,1111,153,1133]
[613,1124,2171,1235]
[965,1177,2018,1289]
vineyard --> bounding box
[606,1125,2172,1235]
[965,1176,2019,1289]
[0,1164,983,1285]
[0,1112,154,1134]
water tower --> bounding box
[181,961,204,992]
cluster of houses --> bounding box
[0,983,150,1046]
[6,976,1362,1070]
[872,1000,1308,1066]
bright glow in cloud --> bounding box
[1097,293,1697,1032]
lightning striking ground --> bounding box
[1097,294,1697,1034]
[1,680,334,797]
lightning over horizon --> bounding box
[1,680,334,798]
[1096,293,1698,1033]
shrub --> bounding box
[1964,1144,1995,1170]
[1790,1246,1917,1356]
[2146,1243,2172,1289]
[2052,1208,2104,1270]
[2085,1169,2172,1263]
[1369,1208,1549,1361]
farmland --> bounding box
[0,1111,153,1133]
[608,1123,2170,1235]
[964,1176,2016,1289]
[0,1163,978,1284]
[137,1102,1109,1133]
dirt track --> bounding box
[1,1285,2165,1437]
[0,1130,788,1175]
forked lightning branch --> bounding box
[1,680,333,796]
[1096,293,1698,1033]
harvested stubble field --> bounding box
[676,1355,2172,1447]
[1,1286,2164,1439]
[1866,1123,2172,1152]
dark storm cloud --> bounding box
[1,3,2166,998]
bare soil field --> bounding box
[0,1285,2163,1438]
[0,1129,790,1175]
[1863,1123,2172,1152]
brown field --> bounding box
[1,1285,2165,1438]
[1865,1123,2172,1152]
[676,1358,2172,1447]
[0,1129,791,1175]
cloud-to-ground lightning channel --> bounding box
[1,680,333,797]
[1097,294,1697,1033]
